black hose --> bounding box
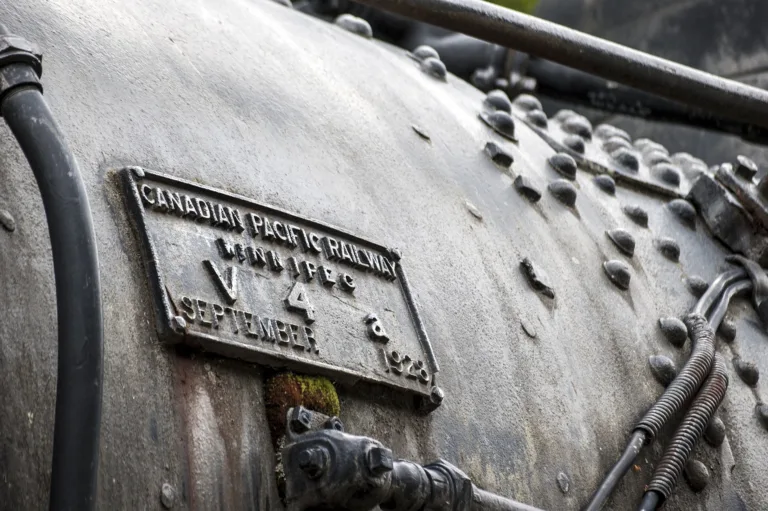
[1,87,103,510]
[643,354,729,503]
[708,280,752,330]
[584,431,645,511]
[634,313,715,439]
[692,269,746,317]
[637,491,661,511]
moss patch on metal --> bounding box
[265,372,340,446]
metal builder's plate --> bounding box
[122,168,438,398]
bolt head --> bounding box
[430,386,445,405]
[367,446,394,476]
[171,315,187,333]
[325,416,344,432]
[290,407,312,433]
[298,447,328,479]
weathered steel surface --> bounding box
[0,0,766,510]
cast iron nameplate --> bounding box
[122,167,438,398]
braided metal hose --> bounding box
[642,354,729,505]
[634,313,715,439]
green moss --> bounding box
[265,372,340,447]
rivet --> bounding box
[593,175,616,195]
[525,109,548,128]
[521,319,537,338]
[757,403,768,431]
[520,257,555,298]
[634,138,668,156]
[603,259,631,290]
[602,136,632,153]
[595,124,630,142]
[656,237,681,262]
[171,315,187,333]
[334,14,373,38]
[649,355,677,386]
[548,153,577,180]
[704,415,726,447]
[622,204,648,227]
[554,109,577,122]
[429,385,445,407]
[605,228,635,257]
[513,94,543,112]
[465,201,483,220]
[412,45,439,61]
[684,460,710,493]
[561,115,592,140]
[480,110,516,141]
[556,472,570,494]
[718,316,736,343]
[484,141,513,168]
[611,148,639,172]
[667,199,696,229]
[658,317,687,348]
[412,125,430,141]
[547,179,577,207]
[420,56,447,80]
[645,150,672,166]
[734,155,758,180]
[733,356,759,386]
[161,482,176,509]
[483,89,512,113]
[514,175,541,203]
[0,209,16,232]
[686,275,709,297]
[562,134,585,154]
[652,163,681,187]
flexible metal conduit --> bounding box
[585,312,716,511]
[639,354,729,510]
[0,24,103,511]
[352,0,768,130]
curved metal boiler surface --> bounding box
[0,0,765,509]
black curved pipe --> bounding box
[583,431,645,511]
[708,280,752,330]
[0,82,103,508]
[692,269,746,317]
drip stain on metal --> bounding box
[548,153,577,181]
[334,14,373,38]
[667,199,697,229]
[520,257,555,299]
[603,259,631,290]
[514,175,541,203]
[658,317,687,348]
[593,175,616,195]
[548,179,577,207]
[733,356,759,386]
[622,204,649,227]
[606,228,635,257]
[649,354,678,386]
[656,237,681,262]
